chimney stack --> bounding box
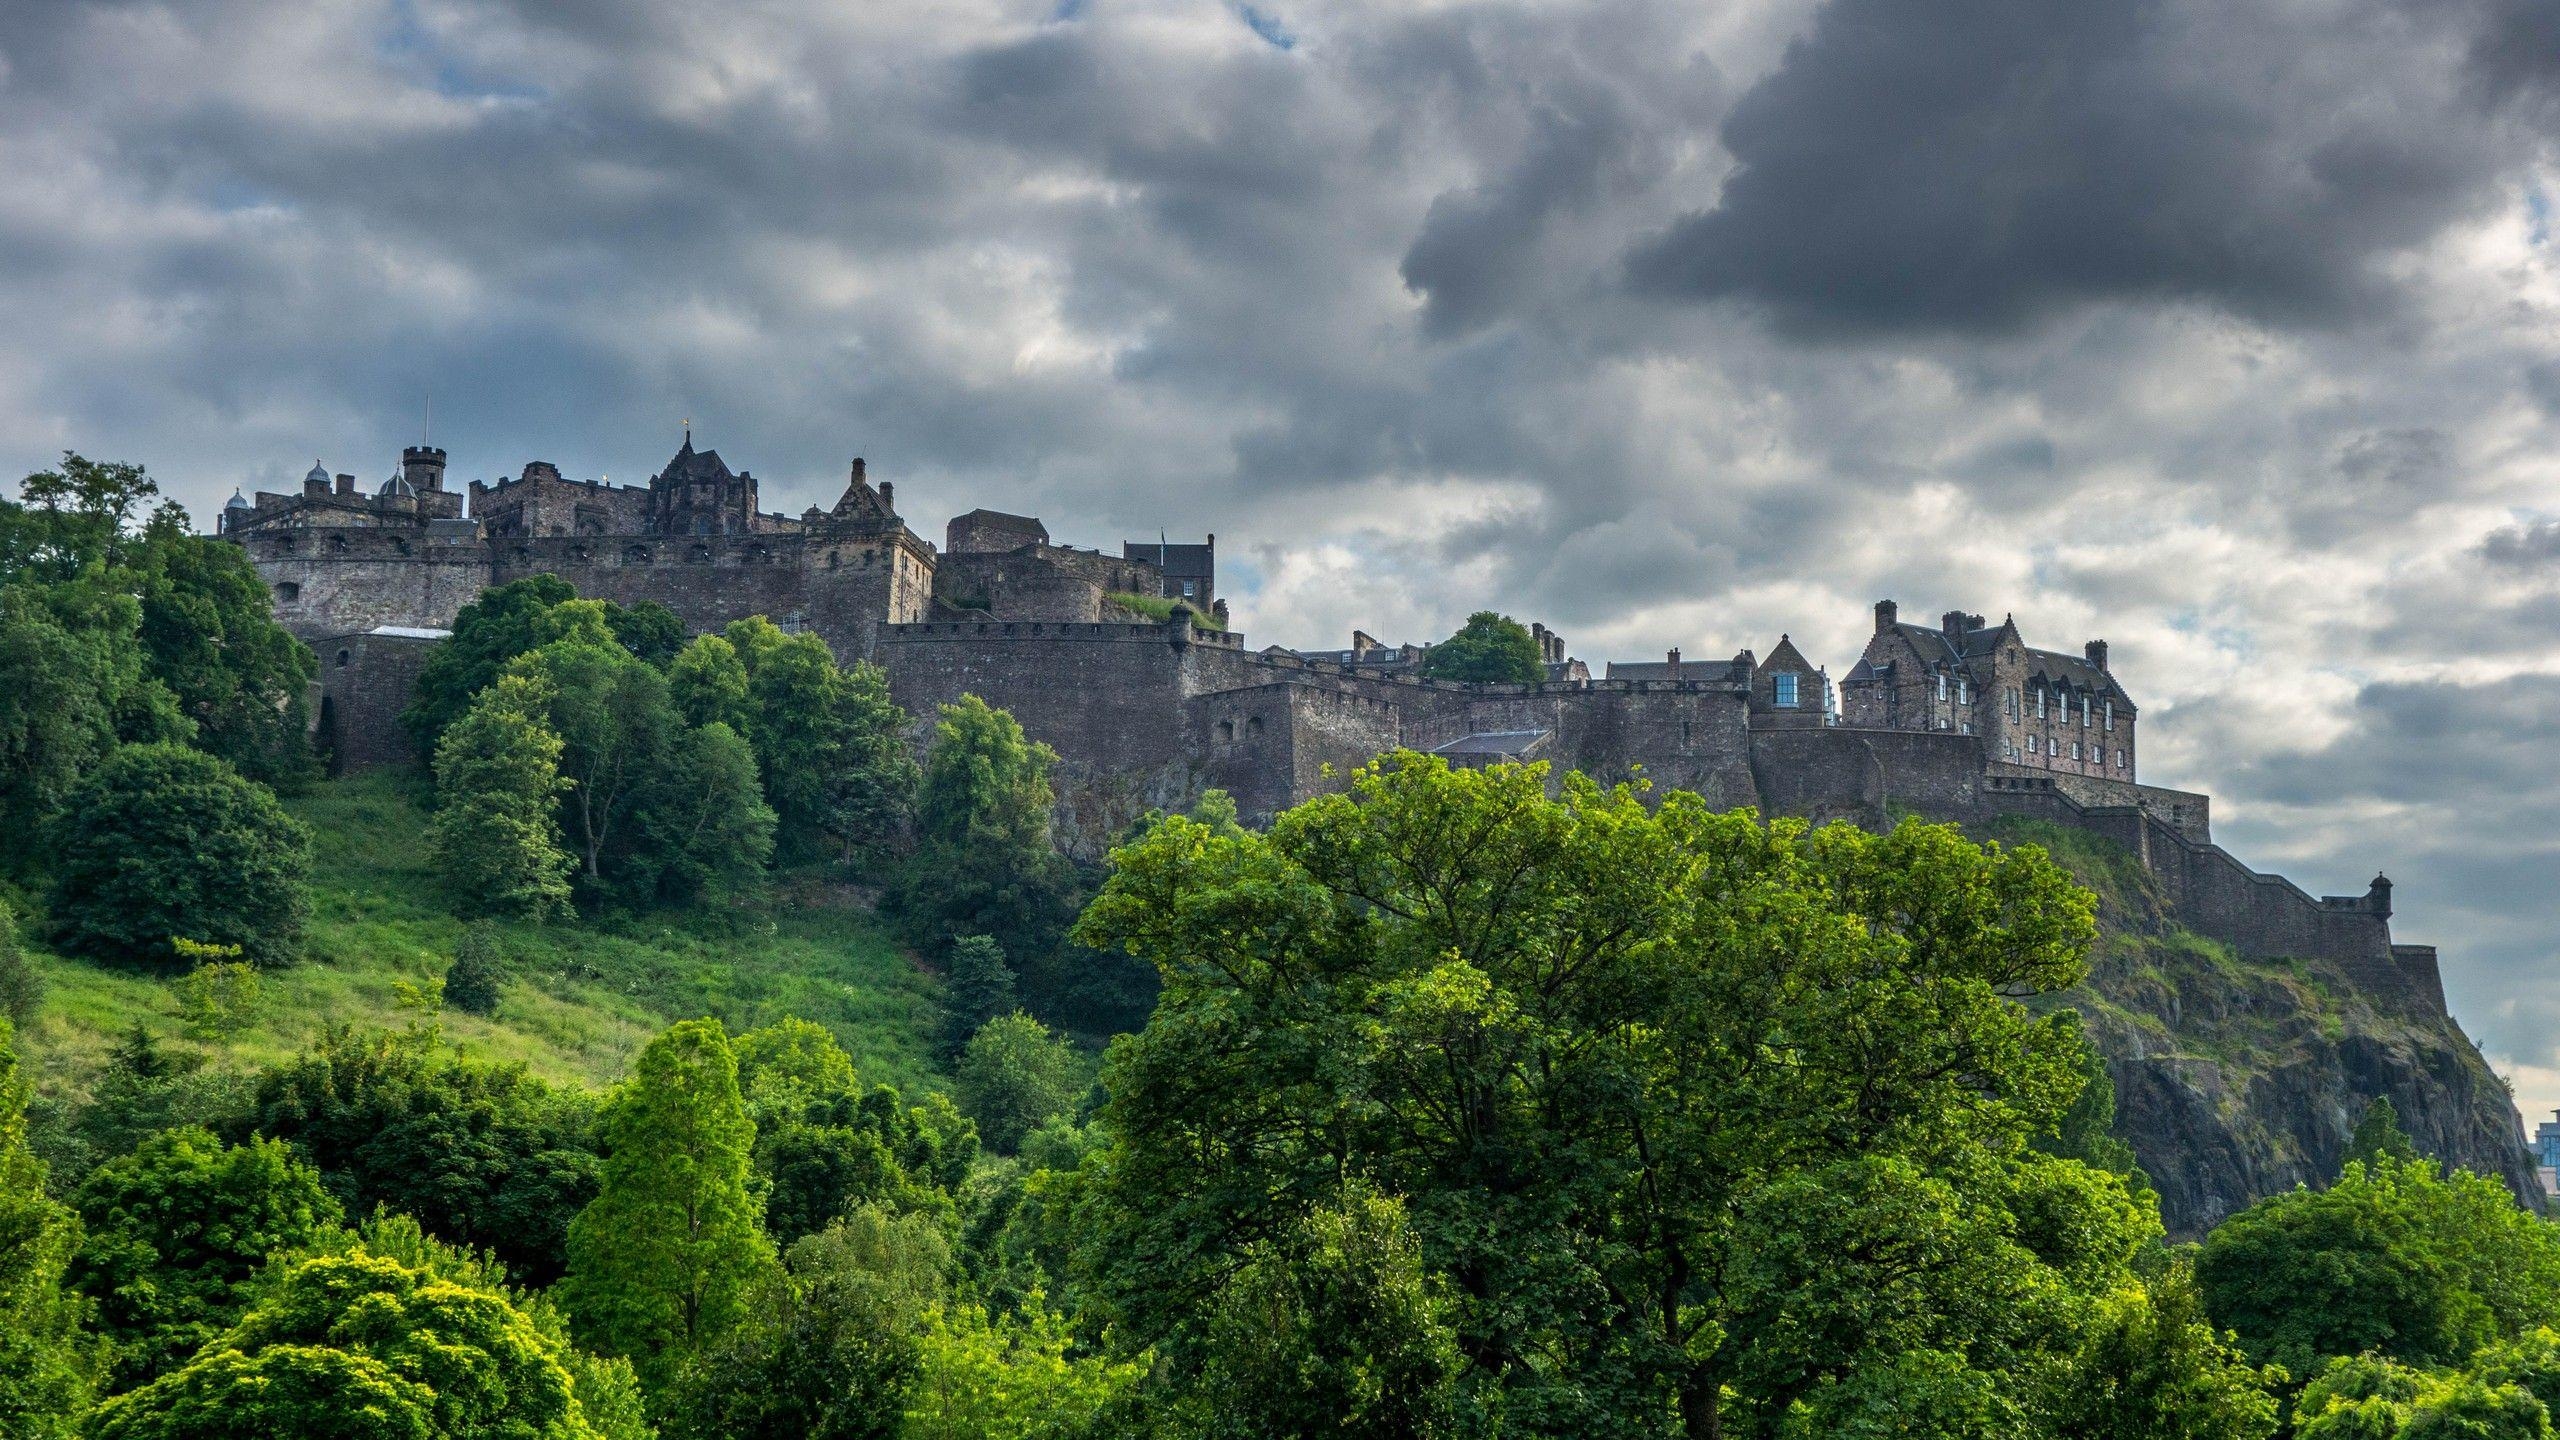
[1875,599,1898,634]
[335,473,356,496]
[879,481,893,513]
[2084,639,2109,671]
[1667,647,1682,680]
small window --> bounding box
[1935,673,1947,701]
[1774,673,1799,708]
[2035,688,2046,718]
[275,581,301,602]
[2006,688,2019,718]
[335,648,351,669]
[2116,748,2127,769]
[2027,735,2039,755]
[1247,716,1264,737]
[1217,720,1234,743]
[2081,698,2091,726]
[2104,701,2114,731]
[1182,580,1197,598]
[2070,741,2082,760]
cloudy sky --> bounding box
[3,0,2557,1109]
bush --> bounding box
[954,1013,1084,1154]
[0,900,38,1027]
[46,743,311,968]
[173,945,261,1040]
[443,925,506,1016]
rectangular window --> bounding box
[2036,689,2046,718]
[2027,735,2039,755]
[2081,699,2091,726]
[2006,688,2019,718]
[2070,741,2082,760]
[2116,748,2127,769]
[2104,701,2114,731]
[1935,674,1947,701]
[1774,673,1799,708]
[1182,580,1197,597]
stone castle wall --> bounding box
[314,630,443,773]
[252,533,493,638]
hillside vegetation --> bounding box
[15,774,944,1100]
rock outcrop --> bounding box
[1991,816,2539,1236]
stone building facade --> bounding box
[1840,601,2136,780]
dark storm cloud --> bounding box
[1625,0,2541,335]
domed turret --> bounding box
[224,487,251,512]
[379,470,417,498]
[305,461,330,486]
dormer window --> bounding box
[1775,673,1800,708]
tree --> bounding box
[940,936,1017,1059]
[2046,1259,2281,1440]
[0,899,39,1027]
[131,523,317,787]
[902,1294,1146,1440]
[233,1026,600,1288]
[1415,611,1543,684]
[1178,1185,1464,1440]
[0,583,175,863]
[658,1207,950,1440]
[731,1019,960,1248]
[715,622,916,865]
[401,575,578,760]
[47,742,312,967]
[669,634,752,734]
[2197,1155,2560,1375]
[954,1013,1085,1155]
[520,640,675,892]
[604,599,687,669]
[0,1020,99,1439]
[635,719,775,905]
[88,1249,609,1440]
[444,924,507,1016]
[430,672,576,920]
[888,696,1076,977]
[70,1127,345,1385]
[2347,1095,2422,1172]
[1072,754,2134,1435]
[559,1018,778,1391]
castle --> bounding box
[222,436,2440,1018]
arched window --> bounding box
[1217,720,1234,742]
[1247,716,1264,737]
[335,648,351,668]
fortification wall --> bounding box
[489,533,813,642]
[251,536,491,639]
[314,631,442,773]
[1749,725,1991,824]
[1986,762,2209,842]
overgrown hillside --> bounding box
[14,773,946,1102]
[1983,816,2533,1236]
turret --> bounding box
[402,445,447,493]
[2368,873,2393,919]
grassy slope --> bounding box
[19,774,947,1104]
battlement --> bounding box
[882,617,1245,648]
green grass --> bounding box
[1104,591,1223,630]
[18,774,947,1104]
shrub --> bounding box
[47,744,310,968]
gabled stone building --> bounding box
[1840,600,2135,780]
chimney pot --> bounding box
[2085,638,2109,671]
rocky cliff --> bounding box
[1985,817,2540,1237]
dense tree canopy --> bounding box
[1073,753,2138,1436]
[89,1249,608,1440]
[47,743,312,967]
[69,1127,345,1385]
[0,1021,98,1440]
[2198,1155,2560,1376]
[889,695,1077,985]
[1416,610,1545,684]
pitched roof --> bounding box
[1122,540,1213,577]
[655,434,735,486]
[1850,618,2134,709]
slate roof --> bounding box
[1430,730,1551,758]
[655,434,735,486]
[1122,540,1214,579]
[1847,619,2134,710]
[953,509,1049,540]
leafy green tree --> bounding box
[402,575,578,760]
[902,1294,1146,1440]
[669,634,752,734]
[47,742,311,967]
[2295,1353,2445,1440]
[659,1206,950,1440]
[717,621,916,865]
[431,672,576,920]
[2402,1381,2553,1438]
[70,1126,345,1385]
[2046,1259,2281,1440]
[51,1027,252,1192]
[560,1018,778,1390]
[0,1020,100,1439]
[2479,1328,2560,1420]
[233,1026,600,1288]
[603,599,688,669]
[940,936,1017,1060]
[443,924,507,1016]
[88,1248,609,1440]
[954,1013,1084,1155]
[0,899,39,1026]
[1074,754,2133,1436]
[521,639,673,890]
[2198,1156,2560,1375]
[731,1020,959,1247]
[889,696,1076,978]
[0,582,179,868]
[1178,1185,1463,1440]
[2347,1095,2422,1172]
[131,522,316,787]
[639,719,776,905]
[174,951,263,1040]
[1415,611,1543,684]
[7,454,159,577]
